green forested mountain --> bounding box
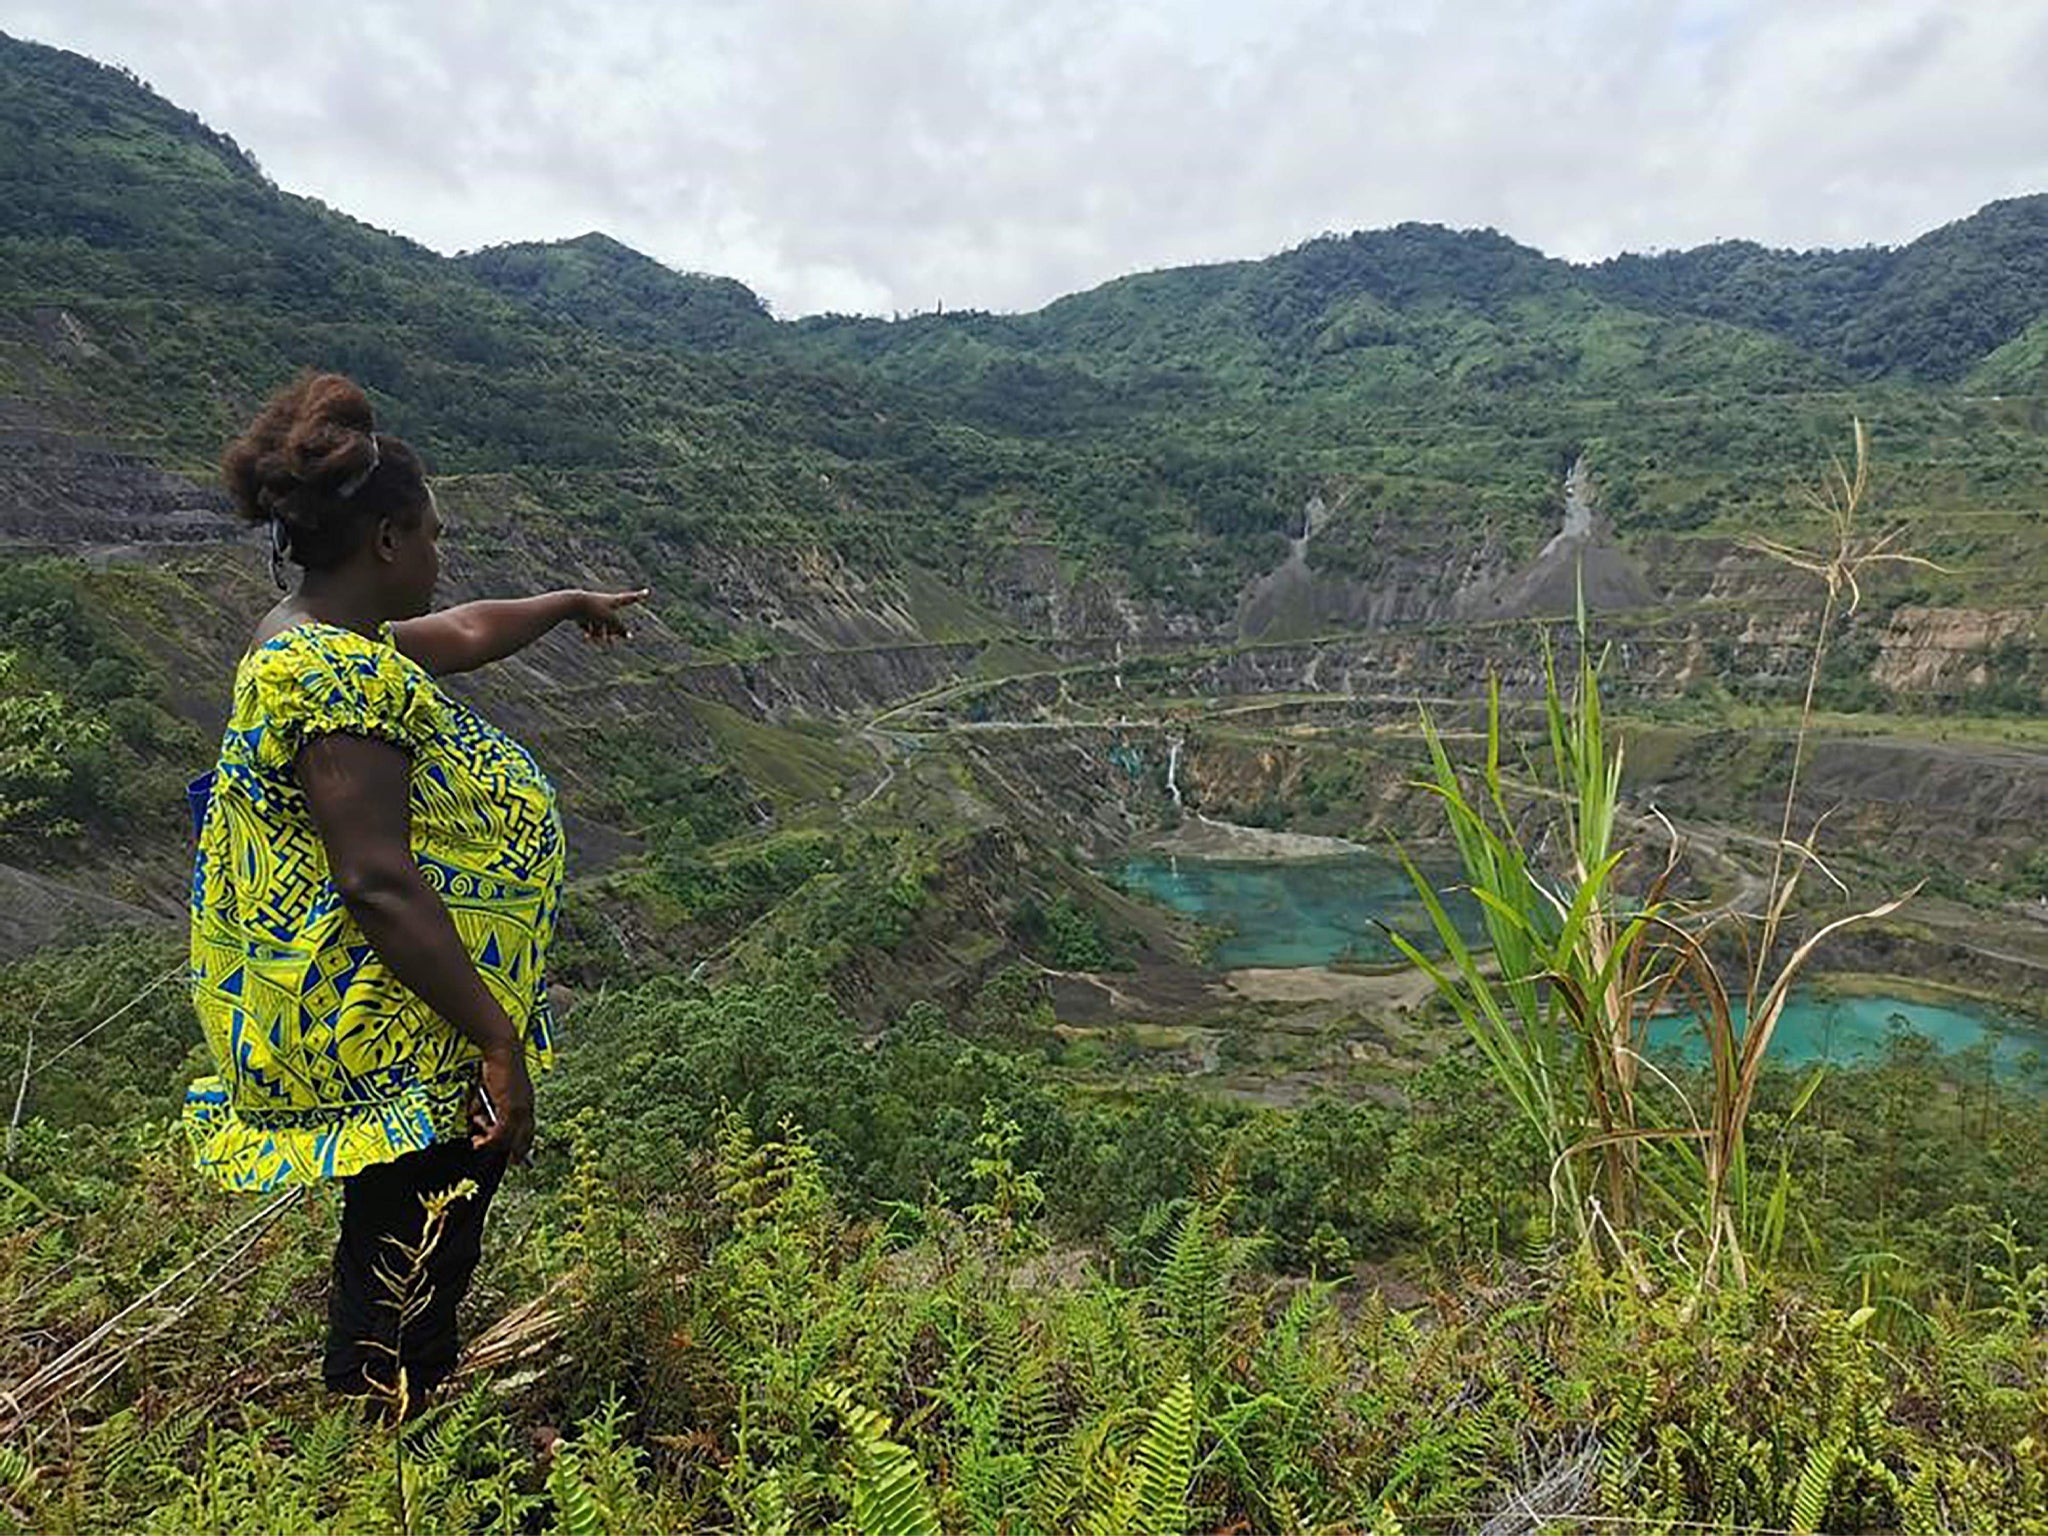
[0,34,937,492]
[4,26,2046,846]
[461,232,777,351]
[10,25,2048,611]
[4,27,2047,866]
[798,220,1831,397]
[1590,195,2048,383]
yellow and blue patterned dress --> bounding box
[184,622,563,1193]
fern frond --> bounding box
[1598,1365,1654,1511]
[835,1388,942,1536]
[1789,1433,1844,1535]
[1129,1374,1195,1536]
[1897,1450,1945,1536]
[0,1443,39,1507]
[548,1442,608,1536]
[289,1409,355,1492]
[422,1378,495,1478]
[107,1405,204,1497]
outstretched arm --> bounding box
[391,588,649,676]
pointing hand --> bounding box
[573,588,651,645]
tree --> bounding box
[0,652,103,833]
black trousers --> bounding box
[323,1137,508,1400]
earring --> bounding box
[268,516,289,591]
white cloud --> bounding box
[7,0,2048,314]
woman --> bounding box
[184,372,646,1403]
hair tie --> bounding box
[335,431,380,499]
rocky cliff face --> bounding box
[1875,606,2043,701]
[0,402,225,550]
[2,387,2042,979]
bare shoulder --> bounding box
[249,601,306,651]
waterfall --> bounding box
[1166,738,1184,811]
[1541,453,1594,558]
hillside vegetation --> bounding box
[1,30,2047,1534]
[9,30,2048,619]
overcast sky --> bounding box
[10,0,2048,317]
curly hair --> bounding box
[221,372,428,571]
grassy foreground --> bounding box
[3,1015,2045,1534]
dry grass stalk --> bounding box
[1738,417,1939,1002]
[361,1178,477,1427]
[0,1188,303,1436]
[454,1268,578,1385]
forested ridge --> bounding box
[9,28,2048,601]
[1,30,2046,1534]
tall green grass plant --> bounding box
[1396,423,1929,1290]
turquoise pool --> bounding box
[1113,852,1479,969]
[1113,853,2044,1076]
